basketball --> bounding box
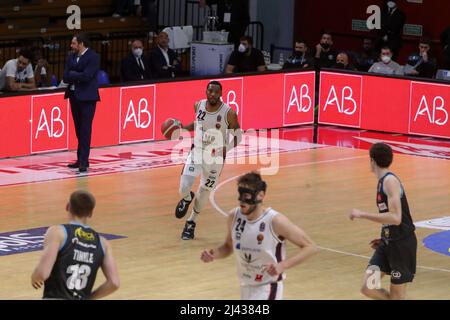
[161,118,182,139]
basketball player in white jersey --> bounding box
[201,172,318,300]
[175,81,242,240]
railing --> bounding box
[0,0,265,81]
[246,21,264,50]
[41,32,151,83]
[160,0,264,50]
[270,44,293,65]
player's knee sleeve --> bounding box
[193,187,211,213]
[179,175,196,197]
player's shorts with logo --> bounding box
[240,281,284,300]
[181,150,224,191]
[368,233,417,284]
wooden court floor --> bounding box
[1,146,450,300]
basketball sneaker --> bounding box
[181,221,196,240]
[175,191,195,219]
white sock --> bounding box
[184,192,192,201]
[187,209,200,223]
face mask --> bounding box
[238,181,266,206]
[133,48,143,57]
[381,55,392,63]
[387,1,396,9]
[238,44,247,53]
[321,43,330,50]
[335,63,345,69]
[238,187,260,205]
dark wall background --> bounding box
[294,0,450,65]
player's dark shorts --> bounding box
[368,233,417,285]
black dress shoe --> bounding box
[79,166,88,173]
[68,162,90,168]
[67,162,79,168]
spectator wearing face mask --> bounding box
[314,31,338,69]
[404,38,437,79]
[376,0,406,60]
[225,36,266,74]
[332,52,356,71]
[120,40,152,82]
[369,46,404,76]
[355,38,378,72]
[283,40,314,70]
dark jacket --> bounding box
[406,53,437,79]
[378,7,406,53]
[283,51,314,70]
[120,53,152,82]
[314,49,338,69]
[331,63,357,71]
[63,48,100,101]
[149,46,181,79]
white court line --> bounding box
[209,155,450,274]
[210,155,367,216]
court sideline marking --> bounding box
[209,154,450,274]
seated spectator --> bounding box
[31,47,50,88]
[368,46,403,76]
[34,58,49,88]
[283,40,314,69]
[150,32,181,79]
[332,52,356,71]
[314,31,338,69]
[0,49,36,92]
[355,38,377,72]
[120,40,152,82]
[404,38,437,79]
[225,36,266,74]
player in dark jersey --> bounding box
[31,190,119,299]
[350,143,417,300]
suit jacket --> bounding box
[120,53,152,82]
[149,46,181,79]
[380,8,406,49]
[63,48,100,101]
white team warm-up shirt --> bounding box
[231,207,286,286]
[193,99,231,157]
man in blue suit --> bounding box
[63,33,100,173]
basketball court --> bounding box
[1,126,450,300]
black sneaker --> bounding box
[175,191,195,219]
[181,221,196,240]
